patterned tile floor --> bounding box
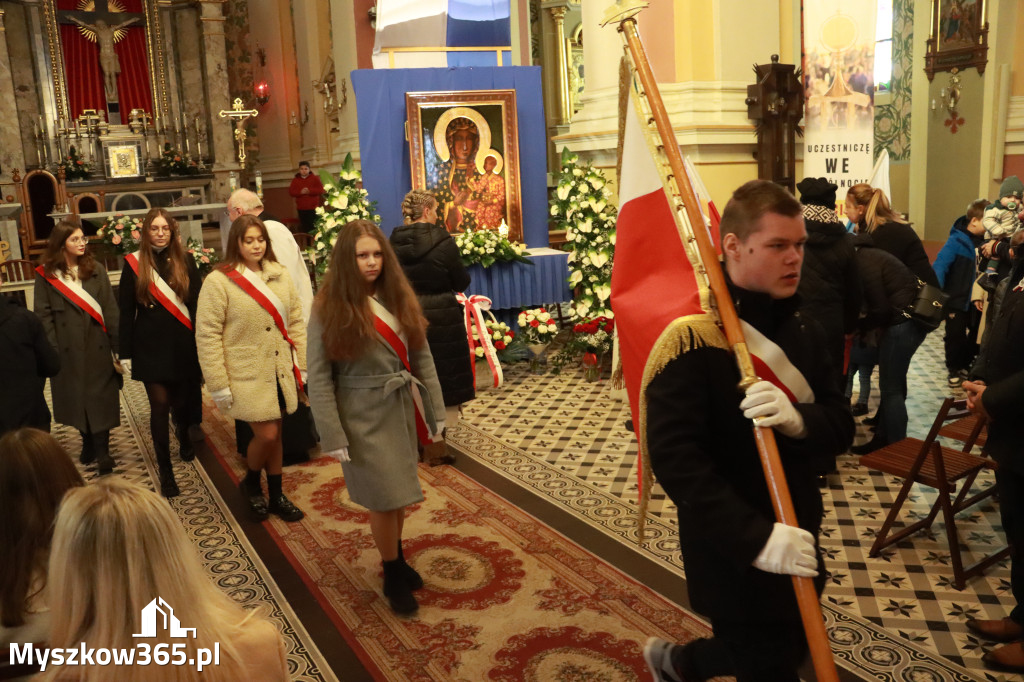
[46,380,336,682]
[452,326,1019,682]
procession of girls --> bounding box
[32,190,462,614]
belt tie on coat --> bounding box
[336,370,437,444]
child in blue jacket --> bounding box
[932,198,988,386]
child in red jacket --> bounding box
[289,160,325,233]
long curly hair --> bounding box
[314,220,427,361]
[41,219,96,280]
[134,208,190,303]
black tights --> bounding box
[145,381,188,464]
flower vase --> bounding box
[582,352,602,383]
[527,343,549,374]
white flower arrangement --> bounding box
[517,307,559,344]
[454,229,530,268]
[551,147,616,320]
[309,152,377,279]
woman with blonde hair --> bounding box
[119,208,202,498]
[0,428,83,681]
[390,189,473,466]
[197,214,306,522]
[845,184,935,454]
[307,220,445,614]
[845,183,938,286]
[40,478,288,681]
[34,219,121,475]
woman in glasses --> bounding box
[33,219,121,474]
[119,208,203,497]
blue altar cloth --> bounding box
[465,248,571,311]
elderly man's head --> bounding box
[227,189,264,222]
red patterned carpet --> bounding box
[204,418,714,681]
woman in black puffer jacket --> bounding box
[390,190,474,464]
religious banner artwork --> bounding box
[406,90,522,242]
[55,0,154,120]
[102,140,143,179]
[802,1,877,202]
[924,0,988,80]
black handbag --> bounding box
[906,280,949,329]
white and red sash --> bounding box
[224,267,304,389]
[741,320,815,404]
[35,265,106,332]
[370,297,435,445]
[456,292,503,389]
[124,251,193,331]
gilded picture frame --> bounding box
[406,89,522,242]
[102,140,144,179]
[925,0,988,80]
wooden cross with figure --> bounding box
[218,98,259,165]
[57,0,145,118]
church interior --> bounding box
[2,0,1024,680]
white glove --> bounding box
[211,387,233,412]
[432,420,447,442]
[753,523,819,577]
[300,369,308,385]
[740,380,807,439]
[120,359,131,375]
[324,447,349,463]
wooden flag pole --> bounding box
[605,4,839,681]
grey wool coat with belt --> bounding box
[196,262,307,423]
[33,264,121,433]
[306,306,445,512]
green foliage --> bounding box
[308,153,379,279]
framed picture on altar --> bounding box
[102,140,144,180]
[406,89,522,242]
[925,0,988,80]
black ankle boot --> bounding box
[398,541,423,590]
[79,430,96,465]
[159,466,180,498]
[93,430,114,475]
[382,559,418,615]
[176,425,195,462]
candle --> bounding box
[255,170,263,198]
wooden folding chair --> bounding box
[938,412,988,451]
[859,397,1008,590]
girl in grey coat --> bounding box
[34,220,121,474]
[307,220,445,615]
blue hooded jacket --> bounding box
[932,216,983,311]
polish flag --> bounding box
[611,99,711,501]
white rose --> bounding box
[573,168,583,177]
[316,241,325,249]
[492,331,501,340]
[503,335,512,344]
[330,236,337,246]
[538,312,551,322]
[475,347,485,358]
[550,205,559,216]
[581,256,591,266]
[546,324,557,333]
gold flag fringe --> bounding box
[635,314,727,541]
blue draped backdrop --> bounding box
[350,67,548,247]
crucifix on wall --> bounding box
[57,0,146,124]
[218,98,259,165]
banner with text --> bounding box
[803,2,877,205]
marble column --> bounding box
[548,6,570,125]
[198,0,238,198]
[0,8,27,183]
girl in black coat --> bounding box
[390,190,474,464]
[119,208,202,497]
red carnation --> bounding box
[495,341,506,350]
[530,319,540,328]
